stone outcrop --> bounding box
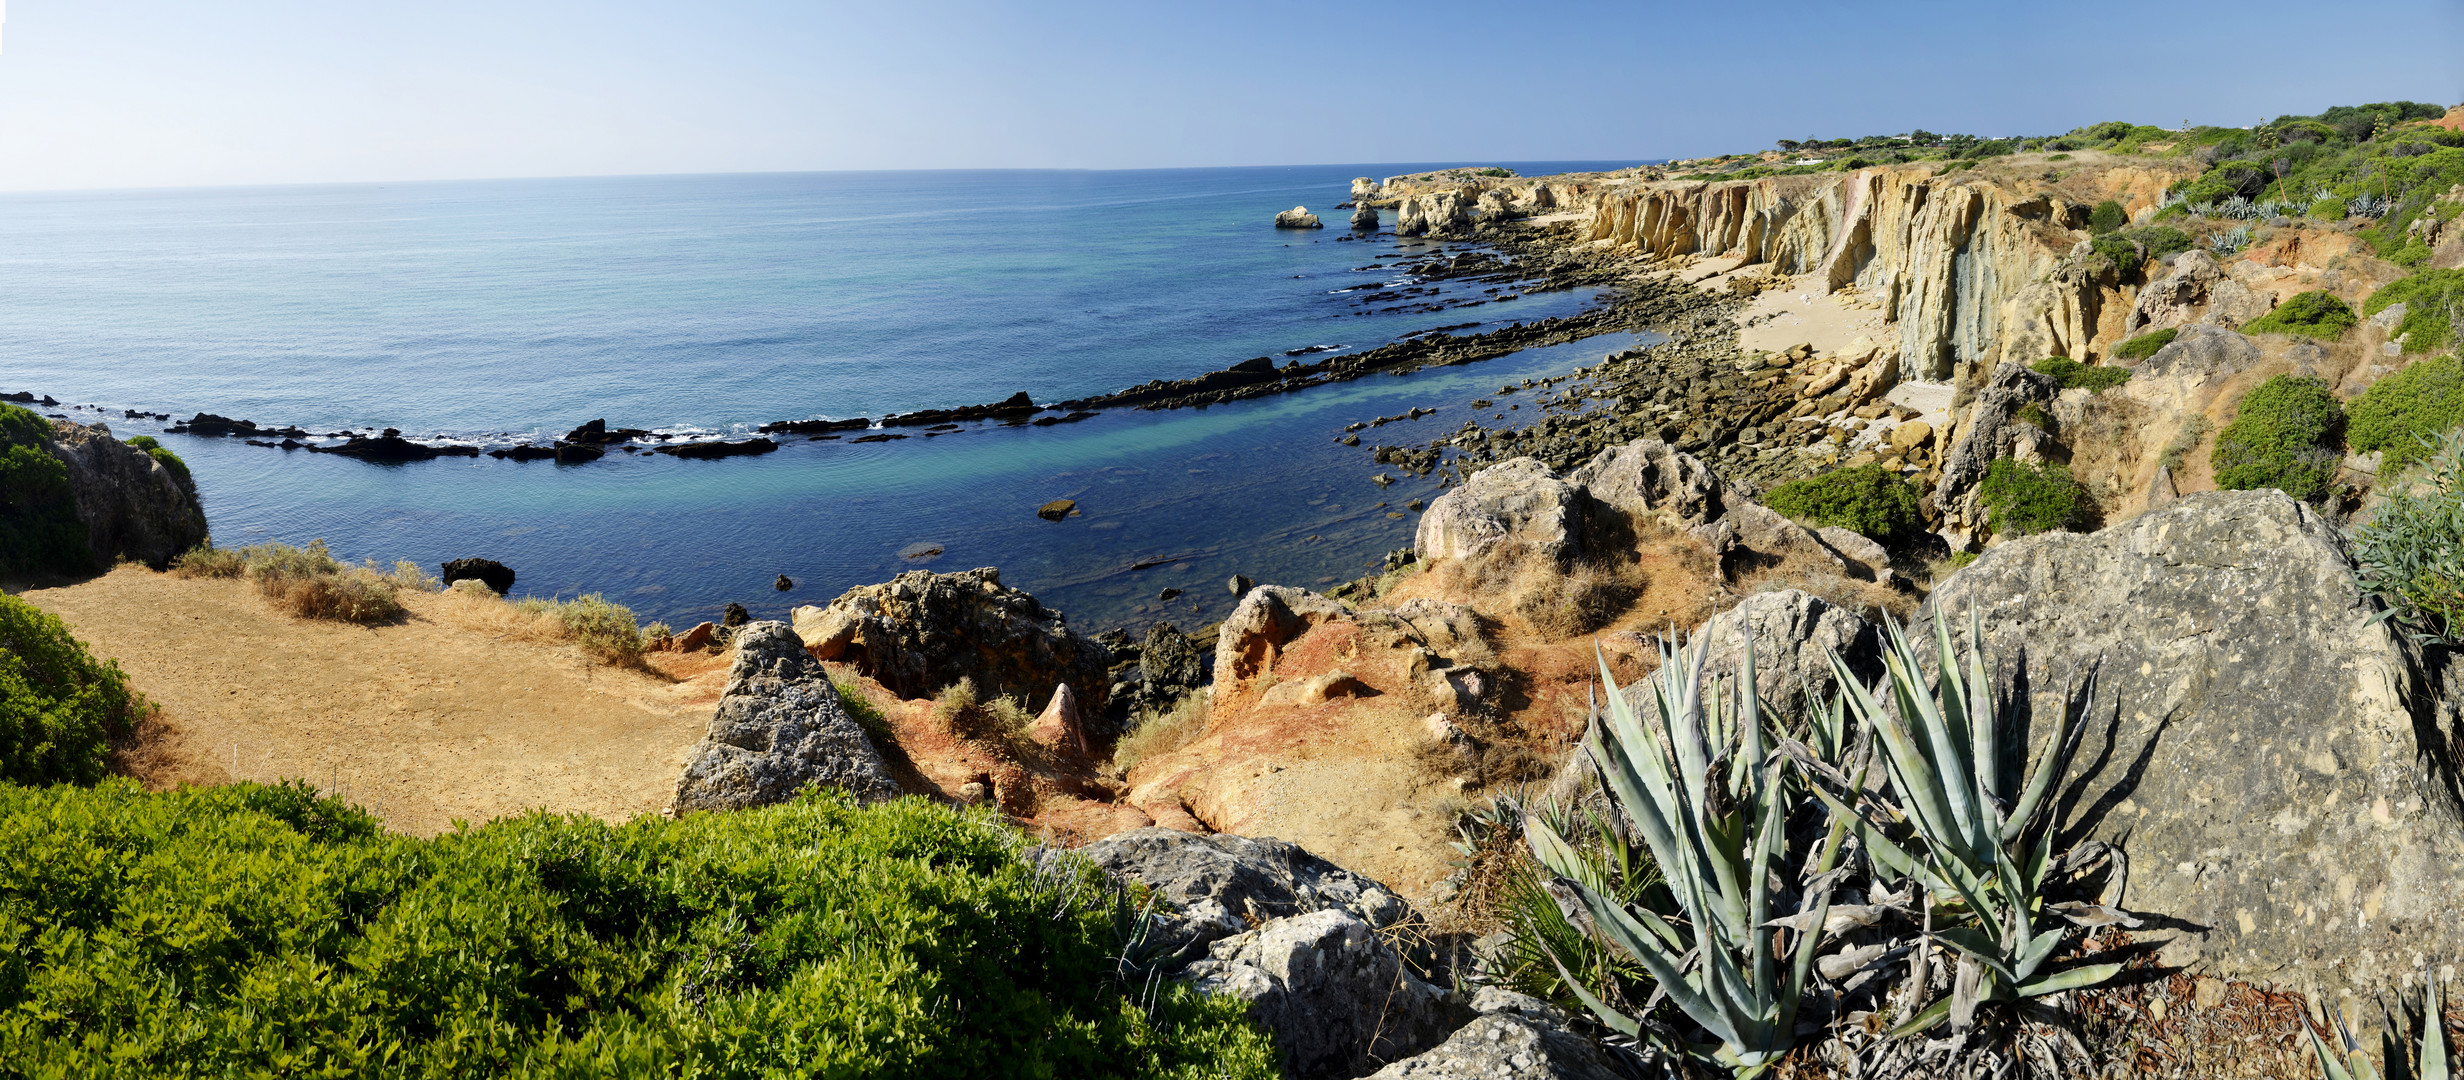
[1214,585,1351,683]
[2125,250,2224,335]
[1683,588,1882,728]
[2133,323,2263,378]
[438,557,515,594]
[1187,909,1464,1078]
[1920,490,2464,997]
[1413,458,1583,565]
[1394,192,1471,238]
[1079,827,1415,965]
[1933,361,2062,549]
[1350,204,1379,232]
[44,420,208,572]
[1367,990,1628,1080]
[791,567,1111,725]
[1275,206,1325,229]
[673,622,901,812]
[1563,436,1722,533]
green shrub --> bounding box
[2089,235,2143,275]
[513,593,648,663]
[2113,327,2179,361]
[0,782,1276,1078]
[2031,356,2131,391]
[2353,430,2464,642]
[170,543,246,578]
[2243,290,2359,339]
[2015,402,2057,432]
[2364,267,2464,354]
[0,594,142,786]
[0,404,90,580]
[2347,354,2464,470]
[2125,226,2195,260]
[121,435,190,484]
[1761,462,1924,543]
[1979,457,2086,536]
[2308,197,2348,220]
[2212,375,2346,500]
[2089,200,2126,233]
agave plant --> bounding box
[2305,978,2450,1080]
[2218,195,2259,220]
[1804,608,2122,1034]
[2211,225,2254,255]
[2348,193,2391,219]
[1524,633,1835,1075]
[2187,201,2218,219]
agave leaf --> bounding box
[1539,938,1646,1040]
[1965,607,2002,806]
[2306,1018,2358,1080]
[2012,926,2065,984]
[1559,873,1740,1043]
[1888,995,1956,1038]
[2004,668,2092,846]
[1830,648,1964,853]
[1930,925,2019,987]
[2015,962,2123,997]
[2424,977,2448,1080]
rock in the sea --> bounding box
[1921,490,2464,997]
[1367,989,1629,1079]
[1350,204,1379,232]
[1274,206,1325,229]
[789,567,1112,723]
[774,574,793,591]
[40,420,209,572]
[439,557,515,595]
[673,622,901,812]
[1413,457,1583,565]
[1187,908,1465,1079]
[1229,573,1254,596]
[1037,498,1077,522]
[722,602,751,628]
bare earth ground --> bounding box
[18,567,726,835]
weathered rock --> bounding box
[2204,277,2275,327]
[306,433,481,461]
[788,567,1112,722]
[1889,419,1935,453]
[1140,621,1207,693]
[1275,206,1325,229]
[1563,437,1723,533]
[2136,323,2264,379]
[1080,827,1414,965]
[673,622,901,812]
[1037,498,1076,521]
[723,602,751,628]
[1684,588,1882,728]
[1027,682,1088,759]
[2127,250,2225,335]
[1214,584,1353,683]
[1188,909,1465,1079]
[1934,362,2062,548]
[674,621,718,652]
[439,557,515,595]
[1230,573,1254,596]
[1367,989,1628,1080]
[1815,525,1893,584]
[42,420,209,571]
[1351,204,1379,232]
[1414,457,1583,565]
[774,574,793,591]
[1920,490,2464,998]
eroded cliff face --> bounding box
[1575,164,2197,386]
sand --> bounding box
[18,567,724,835]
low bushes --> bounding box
[174,540,418,624]
[0,594,142,786]
[2355,430,2464,642]
[2243,290,2359,340]
[2089,200,2126,234]
[1978,457,2086,536]
[2113,327,2179,361]
[1762,462,1924,543]
[1112,691,1209,775]
[512,592,646,663]
[0,782,1276,1077]
[0,404,90,580]
[2031,356,2131,391]
[2365,267,2464,354]
[122,434,190,484]
[2346,353,2464,470]
[2211,375,2346,500]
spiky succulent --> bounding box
[2217,195,2258,220]
[2305,977,2449,1080]
[2348,193,2391,219]
[2211,225,2254,254]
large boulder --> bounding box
[1367,989,1629,1079]
[1351,204,1379,231]
[438,557,515,594]
[1933,362,2062,549]
[673,622,901,812]
[791,567,1111,722]
[1079,827,1413,965]
[2126,250,2224,335]
[43,420,208,571]
[1682,589,1882,728]
[1413,458,1583,565]
[2134,323,2264,379]
[1563,437,1723,534]
[1275,206,1325,229]
[1215,585,1352,683]
[1187,909,1465,1079]
[1920,490,2464,998]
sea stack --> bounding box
[1272,206,1323,229]
[1349,204,1378,231]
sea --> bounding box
[0,164,1648,634]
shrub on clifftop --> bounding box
[0,782,1277,1077]
[2211,374,2346,500]
[1763,463,1924,543]
[2365,268,2464,355]
[0,593,141,786]
[2243,290,2359,340]
[2346,353,2464,470]
[0,404,90,580]
[2031,356,2131,391]
[2113,327,2179,361]
[1978,457,2086,536]
[2089,200,2127,234]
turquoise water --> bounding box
[0,165,1642,631]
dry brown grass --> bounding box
[420,583,650,667]
[171,540,421,624]
[1111,690,1209,775]
[930,677,1034,747]
[1422,540,1652,640]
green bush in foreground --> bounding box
[2364,267,2464,355]
[2243,290,2359,340]
[2031,356,2131,391]
[2113,327,2179,361]
[0,594,141,786]
[0,404,90,580]
[2212,374,2347,500]
[1978,457,2085,536]
[2354,430,2464,643]
[0,783,1276,1079]
[1763,462,1924,543]
[2346,353,2464,470]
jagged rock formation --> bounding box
[674,622,901,812]
[1081,828,1413,965]
[1274,206,1324,229]
[45,420,208,571]
[1350,204,1378,232]
[1413,458,1583,564]
[790,567,1111,724]
[1683,588,1882,727]
[1933,361,2062,548]
[1367,990,1629,1079]
[1920,490,2464,996]
[1187,909,1464,1079]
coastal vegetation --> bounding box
[2365,267,2464,354]
[0,594,140,786]
[2030,356,2132,391]
[2354,429,2464,643]
[1763,463,1925,543]
[2243,290,2360,339]
[0,403,90,580]
[2212,375,2347,500]
[0,781,1275,1078]
[173,539,421,624]
[1979,458,2086,536]
[2347,353,2464,469]
[2113,327,2179,361]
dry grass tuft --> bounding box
[173,540,411,624]
[931,677,1034,747]
[1424,540,1649,641]
[1112,690,1210,775]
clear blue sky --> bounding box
[1,0,2458,192]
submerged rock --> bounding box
[1037,498,1076,521]
[673,622,900,812]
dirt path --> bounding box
[17,568,724,835]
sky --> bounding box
[0,0,2459,192]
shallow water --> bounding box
[0,164,1645,630]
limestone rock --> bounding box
[1934,362,2061,548]
[1214,585,1350,683]
[1563,437,1723,532]
[1889,419,1935,453]
[1367,1004,1627,1080]
[1350,204,1379,232]
[2128,250,2224,335]
[1188,909,1464,1079]
[674,622,900,812]
[1815,525,1893,584]
[2204,277,2275,327]
[1027,683,1087,759]
[1275,206,1325,229]
[1350,177,1382,203]
[1079,827,1415,965]
[1413,457,1582,566]
[1674,588,1882,730]
[43,420,208,572]
[787,566,1111,722]
[1920,490,2464,996]
[2136,324,2264,379]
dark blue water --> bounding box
[0,165,1643,631]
